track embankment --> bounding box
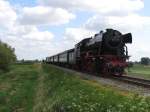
[50,64,150,96]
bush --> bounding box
[0,41,16,71]
[141,57,150,65]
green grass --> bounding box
[0,64,38,112]
[127,64,150,79]
[41,64,150,112]
[0,63,150,112]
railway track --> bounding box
[113,75,150,88]
[50,64,150,88]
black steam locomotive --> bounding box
[46,29,132,76]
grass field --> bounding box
[0,63,150,112]
[127,64,150,79]
[0,64,38,112]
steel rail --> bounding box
[113,75,150,88]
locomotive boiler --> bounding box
[46,29,132,76]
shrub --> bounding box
[141,57,150,65]
[0,41,16,71]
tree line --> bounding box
[141,57,150,65]
[0,40,16,72]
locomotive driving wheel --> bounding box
[81,58,94,73]
[113,67,124,76]
[102,63,112,76]
[86,58,94,73]
[103,68,110,76]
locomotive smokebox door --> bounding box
[122,33,132,43]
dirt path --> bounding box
[33,64,58,112]
[33,64,47,112]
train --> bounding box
[45,29,132,76]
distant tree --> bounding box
[0,40,16,71]
[134,61,140,64]
[35,59,39,62]
[141,57,150,65]
[21,59,24,62]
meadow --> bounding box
[0,63,150,112]
[127,64,150,79]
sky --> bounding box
[0,0,150,61]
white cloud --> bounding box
[23,29,54,41]
[19,6,75,25]
[39,0,144,15]
[0,0,17,28]
[0,24,55,59]
[64,28,95,42]
[84,14,150,32]
[127,30,150,61]
[0,0,57,60]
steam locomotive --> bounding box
[46,29,132,76]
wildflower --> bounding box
[130,105,137,111]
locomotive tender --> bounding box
[46,29,132,76]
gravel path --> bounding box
[51,64,150,96]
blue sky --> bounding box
[9,0,150,15]
[139,0,150,16]
[9,0,37,6]
[0,0,150,61]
